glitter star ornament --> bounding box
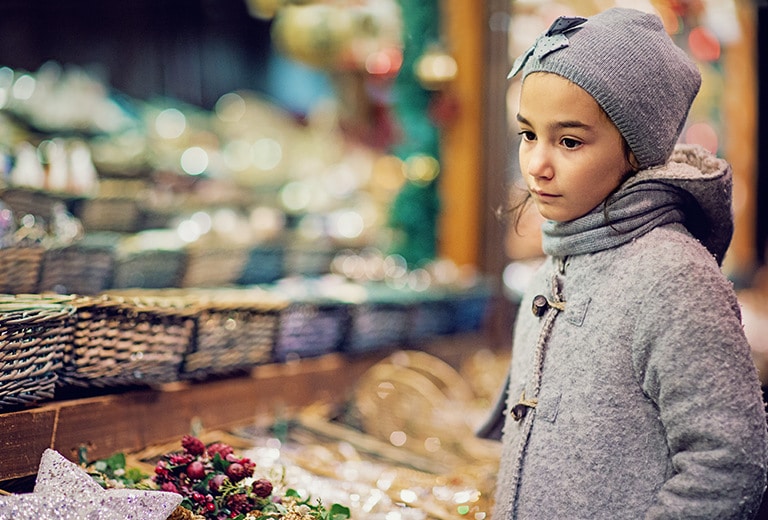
[0,449,182,520]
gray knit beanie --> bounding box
[509,8,701,169]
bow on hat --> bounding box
[508,15,587,78]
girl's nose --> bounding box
[524,144,554,180]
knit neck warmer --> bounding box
[541,144,734,265]
[541,181,686,258]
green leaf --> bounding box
[212,453,229,472]
[328,503,351,519]
[124,467,148,483]
[284,488,302,498]
[105,452,127,470]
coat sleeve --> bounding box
[632,260,768,519]
[475,373,509,441]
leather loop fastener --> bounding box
[531,294,566,317]
[510,391,539,421]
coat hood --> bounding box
[625,143,733,265]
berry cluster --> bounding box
[152,435,274,519]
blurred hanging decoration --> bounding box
[265,0,404,151]
[650,0,735,157]
[259,0,450,267]
[386,0,444,267]
[415,43,460,129]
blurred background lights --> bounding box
[0,66,13,88]
[279,181,312,212]
[407,268,431,291]
[324,163,360,198]
[684,121,719,153]
[211,207,239,234]
[365,47,403,77]
[424,437,441,453]
[453,490,473,504]
[177,219,202,242]
[328,209,364,239]
[295,213,325,240]
[252,137,282,170]
[398,489,417,504]
[215,92,247,122]
[180,146,209,175]
[12,73,35,100]
[384,254,408,279]
[403,154,439,184]
[376,380,395,399]
[688,25,721,61]
[655,4,681,34]
[222,139,253,171]
[389,430,408,447]
[0,67,13,108]
[414,46,458,90]
[190,211,212,234]
[155,108,186,139]
[249,206,284,235]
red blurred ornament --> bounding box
[688,26,721,62]
[428,91,460,127]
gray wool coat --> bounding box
[481,146,768,519]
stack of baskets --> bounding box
[0,277,493,412]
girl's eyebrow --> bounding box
[516,113,593,131]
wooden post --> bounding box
[438,0,485,268]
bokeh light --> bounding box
[180,146,209,175]
[155,108,186,139]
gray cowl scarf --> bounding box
[541,144,733,264]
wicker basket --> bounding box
[406,296,456,343]
[273,301,349,361]
[0,187,75,222]
[180,245,250,288]
[0,296,75,410]
[448,284,493,334]
[112,250,185,289]
[182,301,279,379]
[0,246,45,294]
[237,242,285,285]
[58,296,195,388]
[283,242,336,277]
[73,197,143,233]
[38,233,119,295]
[344,300,408,354]
[95,288,284,381]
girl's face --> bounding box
[517,72,633,222]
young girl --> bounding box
[479,7,768,519]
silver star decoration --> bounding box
[0,449,182,520]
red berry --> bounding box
[181,435,206,456]
[209,473,228,493]
[207,443,234,460]
[160,482,179,493]
[252,478,273,498]
[186,461,206,480]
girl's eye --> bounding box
[518,130,536,142]
[561,137,582,149]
